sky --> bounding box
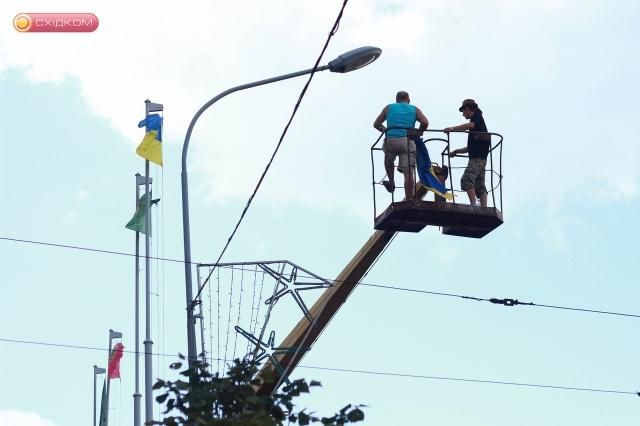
[1,0,639,425]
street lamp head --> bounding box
[328,46,382,73]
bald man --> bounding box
[373,91,429,200]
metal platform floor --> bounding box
[374,200,503,238]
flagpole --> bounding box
[144,156,153,426]
[133,173,144,426]
[106,331,112,425]
[94,365,105,426]
[143,99,156,426]
[106,329,121,425]
[94,366,97,426]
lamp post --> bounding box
[180,46,382,371]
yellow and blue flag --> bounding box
[136,114,163,166]
[414,137,454,200]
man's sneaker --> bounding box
[382,180,395,193]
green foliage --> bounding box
[152,355,365,426]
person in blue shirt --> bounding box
[373,91,429,200]
[445,99,490,207]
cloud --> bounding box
[436,240,461,266]
[63,189,90,223]
[347,2,426,53]
[0,410,56,426]
[538,202,584,252]
[1,0,638,221]
[64,209,77,222]
[76,189,89,203]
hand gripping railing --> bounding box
[370,128,504,221]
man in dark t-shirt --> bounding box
[444,99,490,207]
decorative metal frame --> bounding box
[195,260,332,378]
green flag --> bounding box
[125,192,160,235]
[99,379,108,426]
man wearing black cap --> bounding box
[444,99,490,207]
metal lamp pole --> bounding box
[180,46,382,374]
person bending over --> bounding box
[373,91,429,200]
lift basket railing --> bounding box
[370,128,504,220]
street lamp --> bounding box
[180,46,382,372]
[327,46,382,73]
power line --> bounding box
[0,236,186,264]
[3,235,640,320]
[194,0,351,304]
[355,283,640,319]
[296,365,640,397]
[0,337,180,359]
[1,336,637,398]
[521,302,640,319]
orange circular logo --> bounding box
[13,14,32,32]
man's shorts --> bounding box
[460,158,487,195]
[383,137,416,173]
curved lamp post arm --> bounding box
[181,65,329,171]
[180,64,330,366]
[181,45,383,167]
